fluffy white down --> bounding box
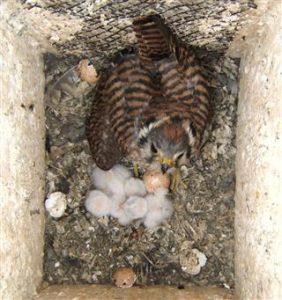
[91,165,127,197]
[143,188,173,228]
[118,196,148,225]
[152,188,169,198]
[85,190,111,217]
[90,167,109,191]
[124,178,146,197]
[112,164,131,180]
[90,165,173,227]
[106,173,125,197]
[110,194,126,218]
[45,192,67,218]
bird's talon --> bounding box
[170,169,187,193]
[133,163,140,178]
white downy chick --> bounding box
[107,164,132,196]
[91,165,128,197]
[112,164,131,180]
[118,196,148,226]
[110,194,126,219]
[85,190,111,217]
[143,188,173,228]
[90,167,109,191]
[105,170,126,197]
[124,178,146,197]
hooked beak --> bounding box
[160,157,174,174]
[161,163,170,173]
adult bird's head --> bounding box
[140,117,196,173]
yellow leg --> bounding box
[170,168,187,193]
[133,162,140,178]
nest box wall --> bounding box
[0,7,45,300]
[234,1,282,298]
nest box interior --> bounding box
[0,1,281,299]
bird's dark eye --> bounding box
[151,143,157,153]
[186,147,191,158]
[177,152,184,160]
[190,122,196,137]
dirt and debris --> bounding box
[43,47,238,289]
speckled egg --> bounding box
[143,170,170,193]
[112,267,137,288]
[77,59,99,83]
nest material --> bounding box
[13,0,250,289]
[44,51,238,287]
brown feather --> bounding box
[86,14,211,170]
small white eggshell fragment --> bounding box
[143,190,173,228]
[112,164,131,180]
[194,248,207,268]
[143,170,170,193]
[179,249,207,275]
[45,192,67,218]
[118,196,148,225]
[85,190,111,217]
[124,178,146,197]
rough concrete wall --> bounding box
[234,0,282,298]
[0,4,45,300]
